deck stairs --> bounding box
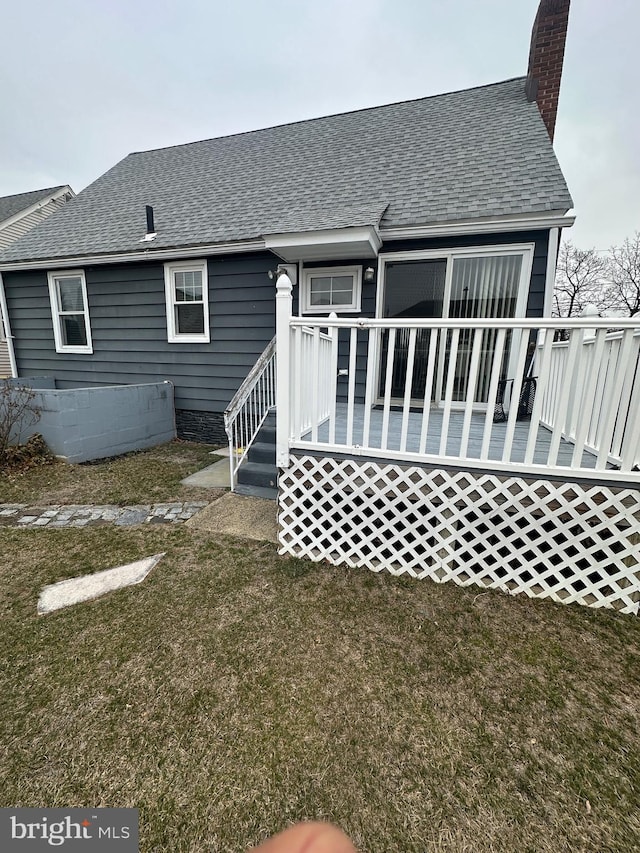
[235,409,277,500]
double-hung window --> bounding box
[47,270,93,354]
[301,266,362,313]
[164,260,210,343]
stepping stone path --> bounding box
[0,502,208,528]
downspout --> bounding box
[0,272,18,378]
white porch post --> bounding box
[275,271,293,468]
[543,226,559,318]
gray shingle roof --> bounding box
[1,78,572,264]
[0,186,67,227]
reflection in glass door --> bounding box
[379,259,447,400]
[379,253,525,405]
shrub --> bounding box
[2,433,55,474]
[0,381,42,457]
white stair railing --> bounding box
[224,336,276,490]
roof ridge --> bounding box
[129,76,527,157]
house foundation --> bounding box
[175,409,227,445]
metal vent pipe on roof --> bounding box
[146,205,155,234]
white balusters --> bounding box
[281,315,640,483]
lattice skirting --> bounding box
[278,454,640,615]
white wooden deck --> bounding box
[301,402,604,470]
[273,279,640,615]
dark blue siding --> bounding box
[4,230,550,418]
[4,252,278,415]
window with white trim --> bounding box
[164,260,210,343]
[301,266,362,313]
[47,270,93,354]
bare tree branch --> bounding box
[605,231,640,317]
[553,241,611,318]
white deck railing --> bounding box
[224,336,276,489]
[274,273,640,484]
[291,324,335,438]
[540,328,640,467]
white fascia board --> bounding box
[264,226,382,262]
[379,213,575,241]
[0,238,267,272]
[0,185,75,234]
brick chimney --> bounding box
[525,0,571,141]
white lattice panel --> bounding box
[278,455,640,614]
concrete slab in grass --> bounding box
[185,492,277,543]
[38,553,165,615]
[210,446,238,458]
[181,457,230,488]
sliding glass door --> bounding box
[379,259,446,399]
[379,247,531,405]
[446,253,523,402]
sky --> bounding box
[1,0,638,250]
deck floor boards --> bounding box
[301,403,600,470]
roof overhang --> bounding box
[263,226,382,262]
[0,213,575,272]
[0,239,268,272]
[378,212,575,241]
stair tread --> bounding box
[240,460,277,472]
[248,441,276,463]
[237,460,278,490]
[235,483,278,500]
